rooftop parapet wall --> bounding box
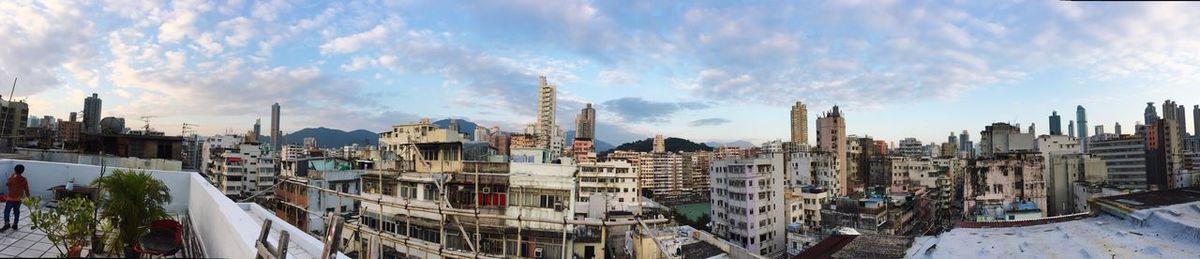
[0,159,345,259]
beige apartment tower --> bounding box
[653,134,665,153]
[816,106,848,195]
[791,101,808,145]
[536,75,557,148]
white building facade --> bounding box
[709,154,787,258]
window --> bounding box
[398,183,416,198]
[424,184,438,200]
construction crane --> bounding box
[140,116,158,133]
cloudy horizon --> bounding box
[3,1,1200,145]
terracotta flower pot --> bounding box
[67,244,83,258]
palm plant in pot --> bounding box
[23,197,95,257]
[92,169,172,259]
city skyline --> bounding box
[4,1,1200,145]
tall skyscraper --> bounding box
[69,112,77,122]
[536,76,557,146]
[1077,106,1088,153]
[1145,102,1158,125]
[790,101,808,145]
[1028,123,1036,136]
[1194,105,1199,138]
[1095,125,1104,136]
[653,134,665,153]
[1177,105,1187,137]
[83,93,102,134]
[1068,120,1075,138]
[575,103,595,140]
[816,106,848,195]
[948,132,958,148]
[1163,100,1178,123]
[253,118,261,139]
[959,130,972,156]
[271,103,281,152]
[1115,122,1123,136]
[1049,111,1062,135]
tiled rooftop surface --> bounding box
[0,204,201,258]
[0,207,55,258]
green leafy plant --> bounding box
[95,218,121,256]
[23,197,96,257]
[91,169,172,254]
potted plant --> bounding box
[23,197,96,258]
[92,169,172,259]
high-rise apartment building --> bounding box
[948,133,958,149]
[791,101,808,145]
[1145,102,1157,125]
[958,130,974,157]
[1068,120,1075,138]
[1077,105,1088,153]
[253,118,261,139]
[1146,116,1184,190]
[271,103,281,152]
[1194,105,1199,138]
[1115,122,1123,136]
[1095,125,1105,137]
[653,134,665,153]
[575,103,596,140]
[537,75,557,147]
[1177,105,1187,137]
[682,151,713,194]
[83,93,102,134]
[898,138,924,158]
[709,154,787,258]
[1180,105,1190,137]
[0,99,28,138]
[1090,135,1147,189]
[816,106,848,195]
[1049,111,1062,135]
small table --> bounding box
[48,185,97,201]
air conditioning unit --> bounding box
[482,187,491,194]
[534,248,544,258]
[554,202,565,212]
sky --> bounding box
[3,0,1200,146]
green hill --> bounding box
[602,137,714,156]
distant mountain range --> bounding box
[276,119,619,151]
[704,140,755,148]
[565,130,616,152]
[432,119,481,139]
[603,137,714,156]
[281,127,379,148]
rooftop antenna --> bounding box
[140,115,159,133]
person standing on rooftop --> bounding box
[2,164,29,231]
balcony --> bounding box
[0,159,347,258]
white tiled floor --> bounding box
[0,205,56,257]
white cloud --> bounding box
[157,0,210,43]
[598,69,637,85]
[251,0,289,22]
[217,17,256,47]
[320,24,389,54]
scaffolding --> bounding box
[277,170,672,259]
